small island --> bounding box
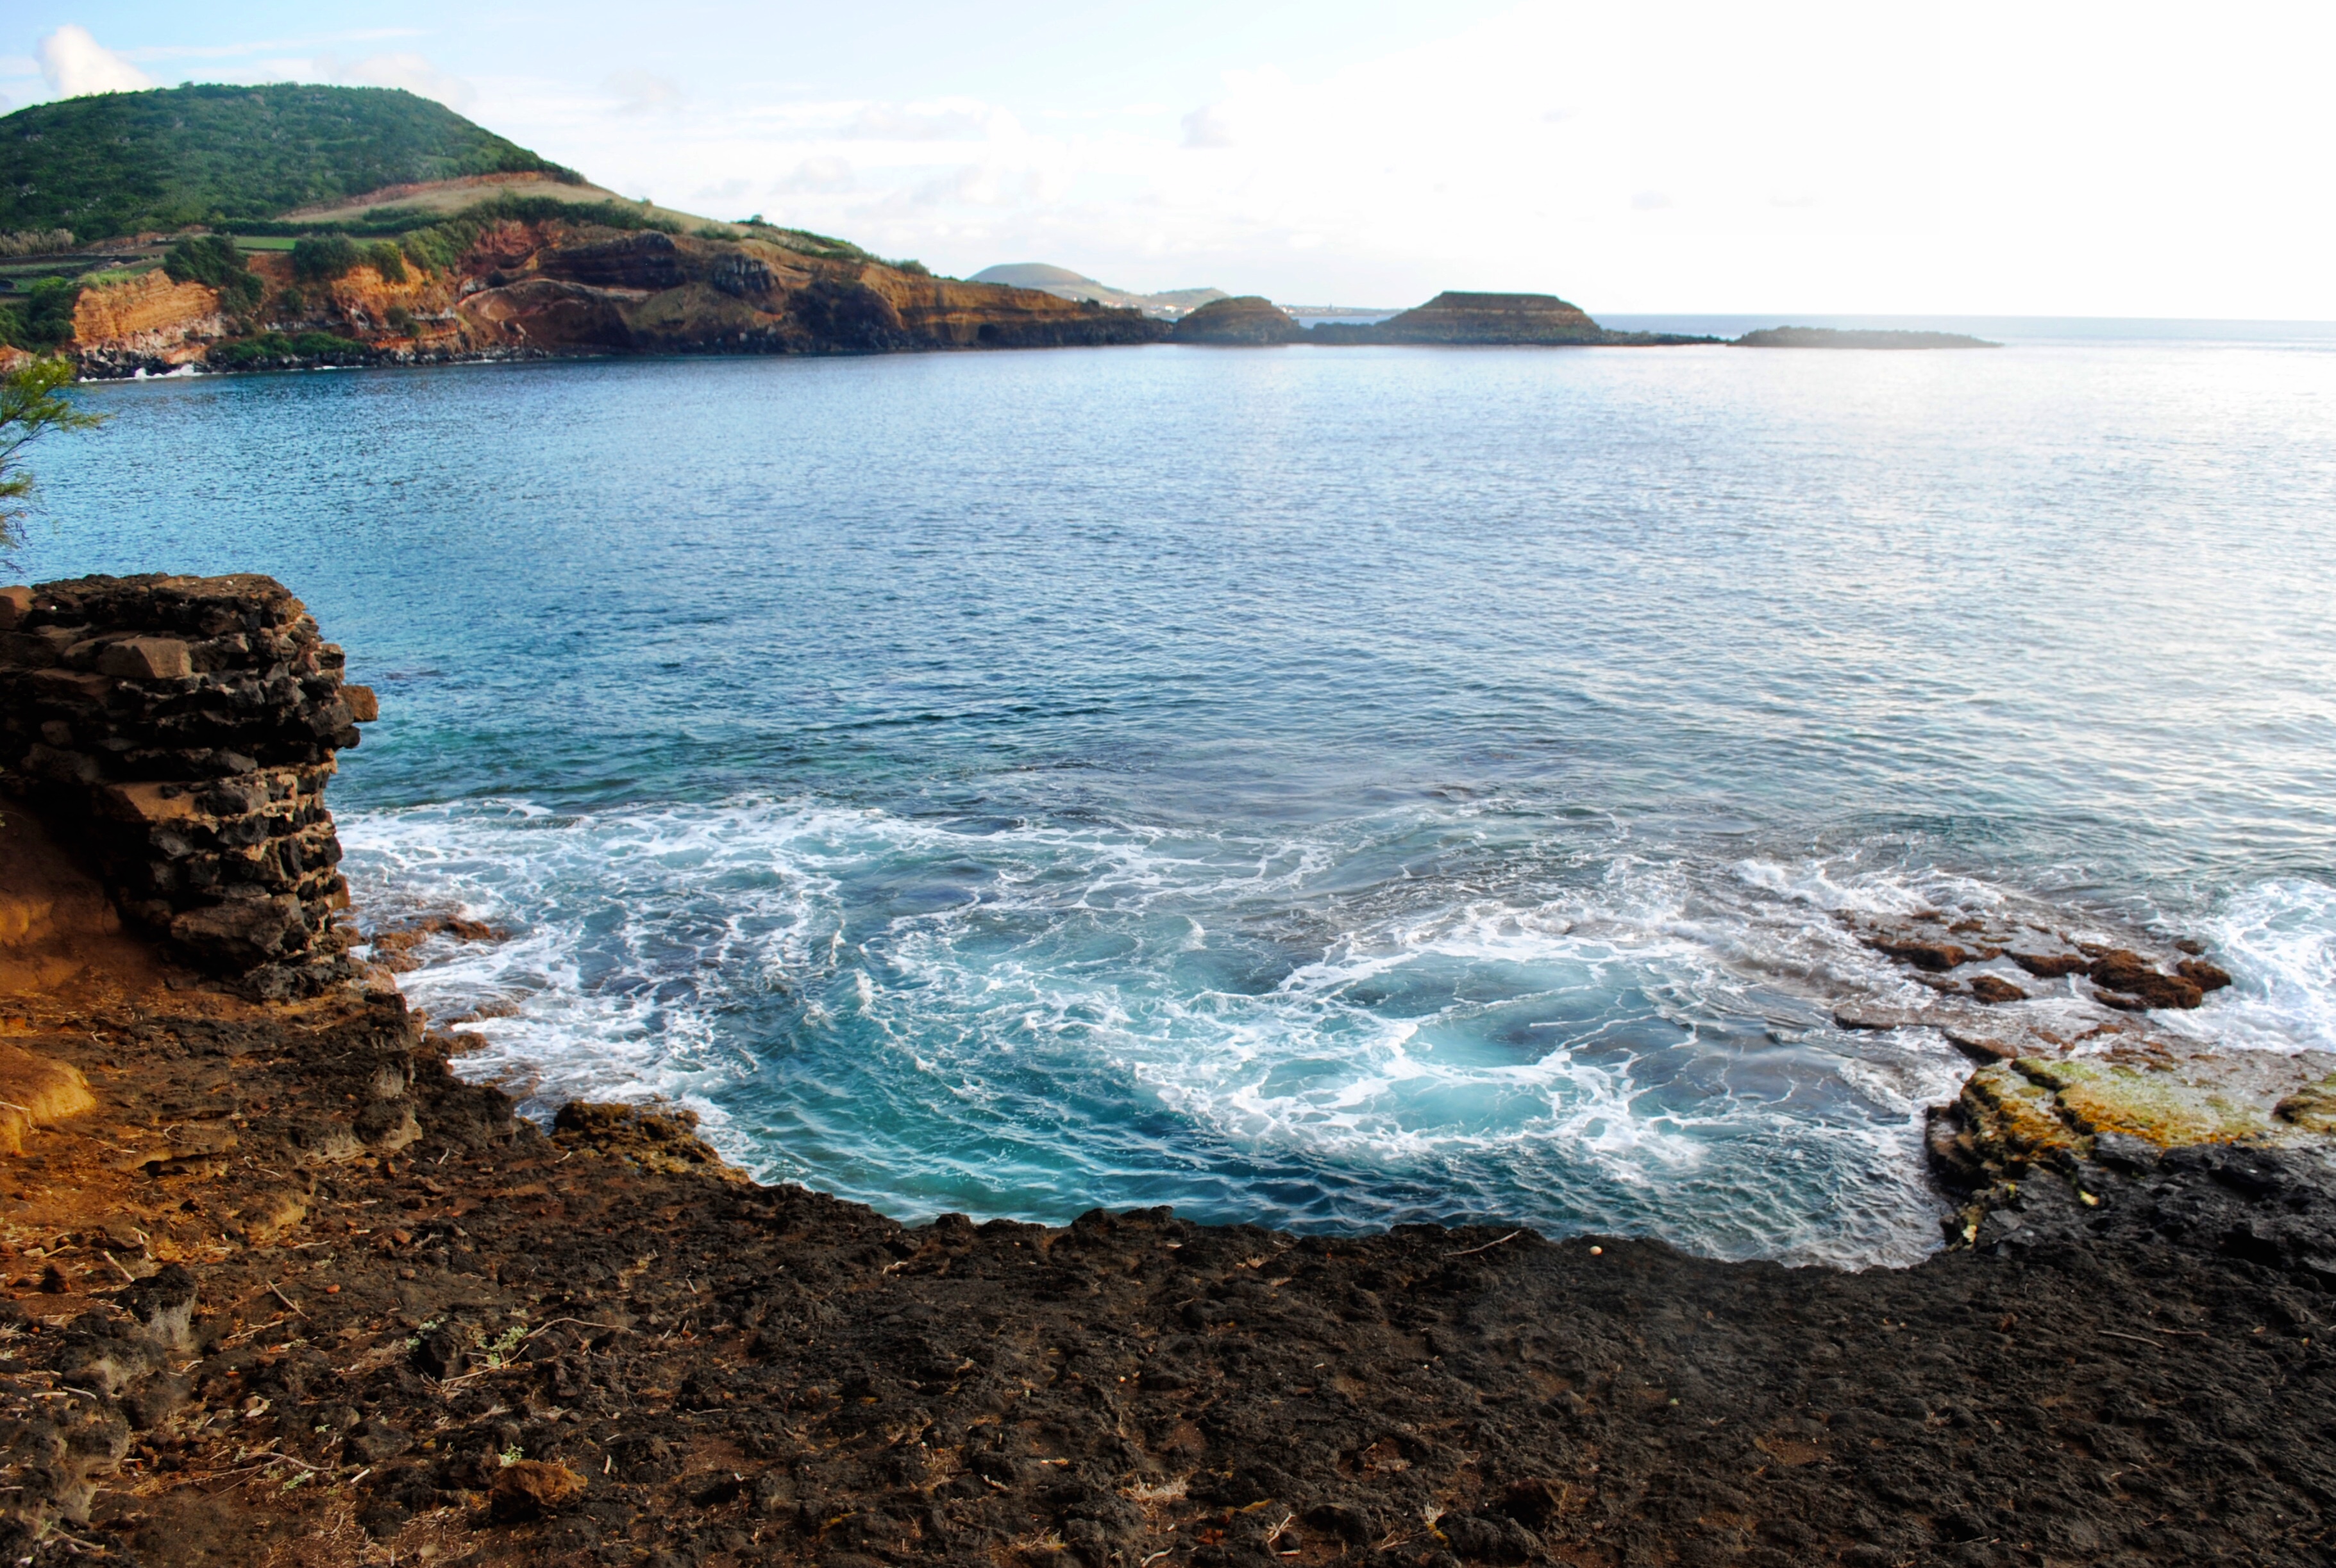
[1171,295,1302,344]
[1734,326,2000,349]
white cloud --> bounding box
[606,70,684,116]
[844,100,1002,141]
[37,26,154,97]
[900,163,1052,210]
[772,156,854,195]
[317,51,475,112]
[425,0,2336,316]
[1180,102,1236,148]
[122,29,419,63]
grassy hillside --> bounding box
[0,84,578,242]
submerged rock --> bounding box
[1852,910,2224,1013]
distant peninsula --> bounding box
[0,86,1164,373]
[968,263,1224,321]
[1,85,1710,376]
[1734,326,2000,349]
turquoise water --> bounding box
[21,337,2336,1265]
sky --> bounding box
[4,2,2334,317]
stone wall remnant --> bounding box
[0,573,375,994]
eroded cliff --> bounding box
[58,217,1166,374]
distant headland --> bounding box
[1735,326,2001,349]
[967,263,1225,321]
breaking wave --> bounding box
[335,797,2336,1270]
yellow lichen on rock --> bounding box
[2275,1076,2336,1134]
[2014,1057,2276,1147]
[1963,1063,2088,1165]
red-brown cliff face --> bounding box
[63,219,1166,372]
[453,227,1162,355]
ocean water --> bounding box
[20,334,2336,1267]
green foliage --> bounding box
[886,258,932,277]
[384,305,416,335]
[162,234,264,310]
[396,221,473,273]
[0,278,85,351]
[237,192,686,244]
[206,330,369,369]
[248,192,707,290]
[764,225,870,261]
[0,356,103,553]
[291,234,360,283]
[364,240,407,283]
[0,83,580,241]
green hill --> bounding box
[0,83,577,242]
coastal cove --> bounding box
[21,334,2336,1267]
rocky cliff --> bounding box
[56,217,1168,375]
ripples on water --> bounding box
[28,336,2336,1265]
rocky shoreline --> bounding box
[4,576,2335,1567]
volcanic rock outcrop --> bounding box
[0,574,373,992]
[1171,295,1301,345]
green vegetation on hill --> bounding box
[239,194,878,266]
[162,235,262,311]
[0,279,83,351]
[0,84,578,240]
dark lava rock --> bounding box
[346,1419,414,1464]
[2010,949,2091,978]
[1968,973,2028,1004]
[2090,949,2205,1010]
[2179,957,2234,992]
[1867,935,1972,972]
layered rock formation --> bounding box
[67,272,228,362]
[1170,294,1301,345]
[58,219,1169,375]
[0,574,373,993]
